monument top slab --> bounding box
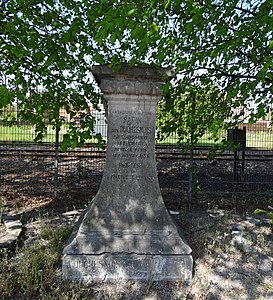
[93,64,174,98]
[92,64,174,84]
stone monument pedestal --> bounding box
[62,64,193,283]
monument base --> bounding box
[62,253,193,283]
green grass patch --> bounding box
[246,132,273,148]
[157,131,273,149]
[1,125,273,149]
[0,125,63,143]
[156,133,224,147]
[0,224,90,300]
[0,125,103,145]
[0,125,36,142]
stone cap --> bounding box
[92,64,174,85]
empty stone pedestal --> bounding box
[62,64,193,283]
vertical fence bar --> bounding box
[53,113,60,199]
[188,96,196,202]
[241,126,246,181]
[188,146,194,202]
[233,148,238,182]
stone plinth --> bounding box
[62,64,193,283]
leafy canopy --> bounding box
[158,80,232,148]
[1,0,272,147]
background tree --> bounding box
[158,79,232,200]
[0,0,102,149]
[158,80,232,148]
[1,0,272,148]
[84,0,273,120]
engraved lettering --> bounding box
[120,126,152,134]
[119,162,141,169]
[112,110,153,116]
[100,258,118,275]
[129,269,148,279]
[110,174,155,181]
[122,116,142,125]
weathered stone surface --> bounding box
[63,64,192,283]
[5,219,22,229]
[63,254,192,283]
[0,218,22,249]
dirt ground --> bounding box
[2,195,272,300]
[1,155,273,299]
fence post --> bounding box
[241,126,246,180]
[188,146,194,202]
[54,114,60,199]
[229,126,246,182]
[233,127,238,182]
[188,95,196,202]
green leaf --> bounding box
[268,40,273,50]
[0,86,14,108]
[127,8,135,16]
[32,52,44,64]
[110,32,117,44]
[164,0,172,10]
[185,22,193,34]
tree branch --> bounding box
[199,67,273,83]
[210,3,256,17]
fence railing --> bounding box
[1,108,273,148]
[1,108,273,204]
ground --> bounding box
[0,156,273,299]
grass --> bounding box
[0,125,103,145]
[0,125,36,142]
[0,125,67,143]
[0,224,81,300]
[247,131,273,148]
[156,131,273,149]
[156,132,223,147]
[1,125,273,149]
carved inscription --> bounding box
[111,111,152,159]
[65,258,119,277]
[120,126,151,134]
[64,256,149,280]
[110,175,155,181]
[65,259,99,276]
[128,269,148,279]
[63,255,190,281]
[109,109,155,182]
[100,257,119,275]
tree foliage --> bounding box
[0,0,102,148]
[158,80,232,148]
[1,0,272,147]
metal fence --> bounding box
[1,106,273,207]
